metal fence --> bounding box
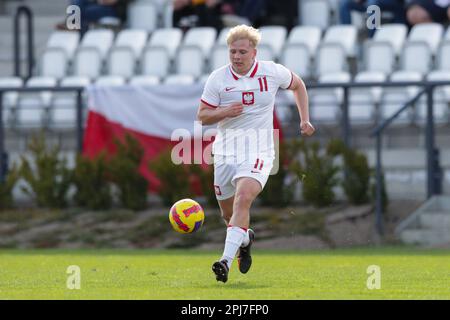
[307,80,450,235]
[1,80,450,235]
[0,86,85,183]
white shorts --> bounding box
[213,154,275,200]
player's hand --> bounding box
[224,103,244,118]
[300,121,315,136]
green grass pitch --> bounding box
[0,248,449,299]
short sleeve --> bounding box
[274,63,293,90]
[200,72,220,108]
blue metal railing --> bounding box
[14,6,34,81]
[0,86,85,184]
[1,80,450,237]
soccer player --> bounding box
[197,25,315,283]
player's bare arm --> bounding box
[197,102,243,125]
[288,73,315,137]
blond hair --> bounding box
[226,25,261,48]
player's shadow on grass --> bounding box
[198,282,269,290]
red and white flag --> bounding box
[83,84,283,192]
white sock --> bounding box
[241,230,250,247]
[220,226,247,269]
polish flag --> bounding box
[83,84,283,192]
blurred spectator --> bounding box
[260,0,297,29]
[406,0,450,25]
[172,0,268,30]
[57,0,133,35]
[173,0,224,30]
[221,0,268,27]
[339,0,407,37]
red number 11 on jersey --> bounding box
[258,76,268,92]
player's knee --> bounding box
[234,191,254,209]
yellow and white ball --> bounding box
[169,199,205,234]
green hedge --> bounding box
[2,133,388,210]
[148,148,191,207]
[327,139,371,205]
[109,134,148,211]
[290,140,340,207]
[260,141,296,207]
[19,134,72,208]
[0,163,20,209]
[73,152,112,210]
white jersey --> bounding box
[201,60,293,158]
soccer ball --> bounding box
[169,198,205,234]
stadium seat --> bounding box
[259,26,287,59]
[147,28,183,59]
[396,23,443,78]
[286,26,322,57]
[328,0,341,20]
[210,45,229,71]
[407,23,444,55]
[0,77,24,90]
[73,29,115,79]
[78,29,114,59]
[372,24,408,56]
[107,30,148,78]
[216,27,231,46]
[309,72,351,124]
[316,44,348,78]
[436,41,450,71]
[363,24,409,76]
[108,47,137,78]
[141,46,170,78]
[380,71,423,126]
[320,72,352,91]
[129,75,160,86]
[40,48,69,79]
[400,42,432,76]
[73,48,103,79]
[0,77,23,127]
[16,77,57,128]
[164,74,195,85]
[256,44,275,61]
[415,71,450,126]
[182,27,217,57]
[137,0,173,26]
[95,76,126,86]
[299,0,331,30]
[111,29,148,58]
[51,76,90,129]
[127,1,158,31]
[280,44,312,79]
[57,76,90,88]
[349,72,387,125]
[98,16,121,29]
[46,31,80,62]
[364,41,396,75]
[161,0,174,28]
[176,46,204,78]
[348,10,366,30]
[323,25,358,57]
